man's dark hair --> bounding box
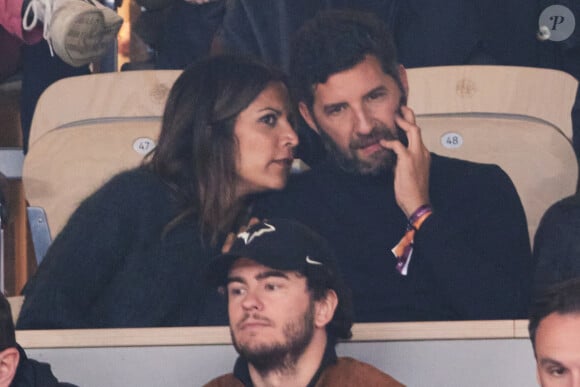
[528,277,580,353]
[303,263,353,341]
[0,294,17,352]
[290,9,401,110]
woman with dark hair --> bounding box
[17,54,298,329]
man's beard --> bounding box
[319,124,398,176]
[231,302,315,376]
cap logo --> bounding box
[238,222,276,245]
[305,256,323,266]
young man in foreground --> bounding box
[204,218,403,386]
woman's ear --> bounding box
[0,347,19,387]
[314,289,338,329]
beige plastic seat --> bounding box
[8,295,23,324]
[23,70,182,261]
[406,65,579,245]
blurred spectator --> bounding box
[0,0,123,153]
[128,0,225,69]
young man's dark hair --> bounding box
[528,277,580,352]
[302,262,353,341]
[290,10,403,110]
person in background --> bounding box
[1,0,122,70]
[204,218,404,387]
[528,277,580,387]
[0,0,123,153]
[0,294,77,387]
[128,0,225,70]
[17,54,298,329]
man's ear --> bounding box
[314,289,338,329]
[398,64,409,97]
[298,102,320,135]
[0,347,19,387]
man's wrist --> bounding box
[407,204,433,231]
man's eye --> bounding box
[327,105,345,116]
[264,283,280,291]
[259,114,277,127]
[367,91,386,100]
[228,287,246,296]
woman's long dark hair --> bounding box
[145,55,288,244]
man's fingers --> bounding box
[380,138,406,153]
[400,105,416,124]
[393,106,416,132]
[395,107,427,152]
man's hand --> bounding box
[379,106,431,218]
[221,217,261,253]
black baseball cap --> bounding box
[206,218,354,340]
[206,218,339,287]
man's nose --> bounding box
[241,290,263,311]
[353,106,374,135]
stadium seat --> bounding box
[22,70,182,263]
[407,65,579,245]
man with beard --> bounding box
[253,10,533,322]
[204,218,403,386]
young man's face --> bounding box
[299,54,406,175]
[535,312,580,386]
[226,258,316,372]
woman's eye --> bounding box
[260,114,277,127]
